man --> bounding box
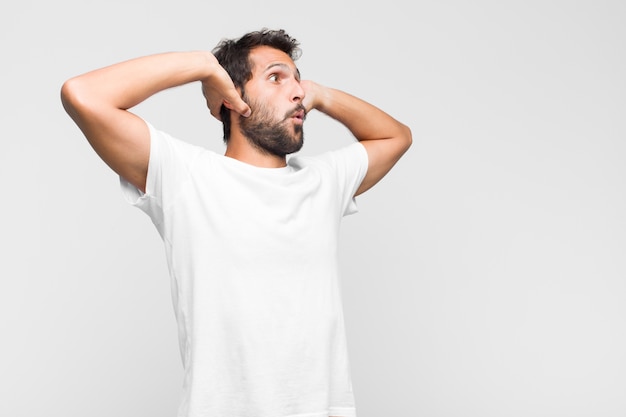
[61,29,411,417]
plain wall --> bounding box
[1,1,625,416]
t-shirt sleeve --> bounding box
[119,120,203,228]
[318,141,369,217]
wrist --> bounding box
[312,85,333,114]
[188,51,220,81]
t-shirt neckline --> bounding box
[218,153,296,175]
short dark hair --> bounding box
[212,28,301,142]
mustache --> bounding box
[284,104,306,121]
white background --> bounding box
[1,1,625,416]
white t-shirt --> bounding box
[121,121,369,417]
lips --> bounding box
[286,104,306,121]
[292,110,305,120]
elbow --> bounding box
[400,123,413,154]
[60,77,85,118]
[61,76,104,129]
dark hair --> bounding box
[212,28,301,141]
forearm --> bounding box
[304,81,412,195]
[60,51,222,193]
[312,85,410,143]
[61,51,215,113]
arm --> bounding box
[302,81,412,196]
[60,51,250,192]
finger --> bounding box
[205,97,223,120]
[211,108,222,121]
[301,95,314,113]
[224,99,251,118]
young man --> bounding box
[61,29,411,417]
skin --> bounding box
[227,47,307,161]
[222,45,413,196]
[61,46,412,195]
[61,44,412,417]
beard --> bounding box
[238,93,305,158]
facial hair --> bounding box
[238,93,305,158]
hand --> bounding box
[201,56,251,120]
[301,80,326,114]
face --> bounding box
[238,46,306,157]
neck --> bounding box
[224,135,287,168]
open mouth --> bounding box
[292,110,305,121]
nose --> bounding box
[291,80,305,103]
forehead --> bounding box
[249,45,298,75]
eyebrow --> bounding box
[265,62,301,81]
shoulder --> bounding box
[145,122,217,175]
[147,123,207,157]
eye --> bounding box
[268,73,279,82]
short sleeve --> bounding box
[316,142,369,217]
[119,120,204,228]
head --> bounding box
[212,28,305,156]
